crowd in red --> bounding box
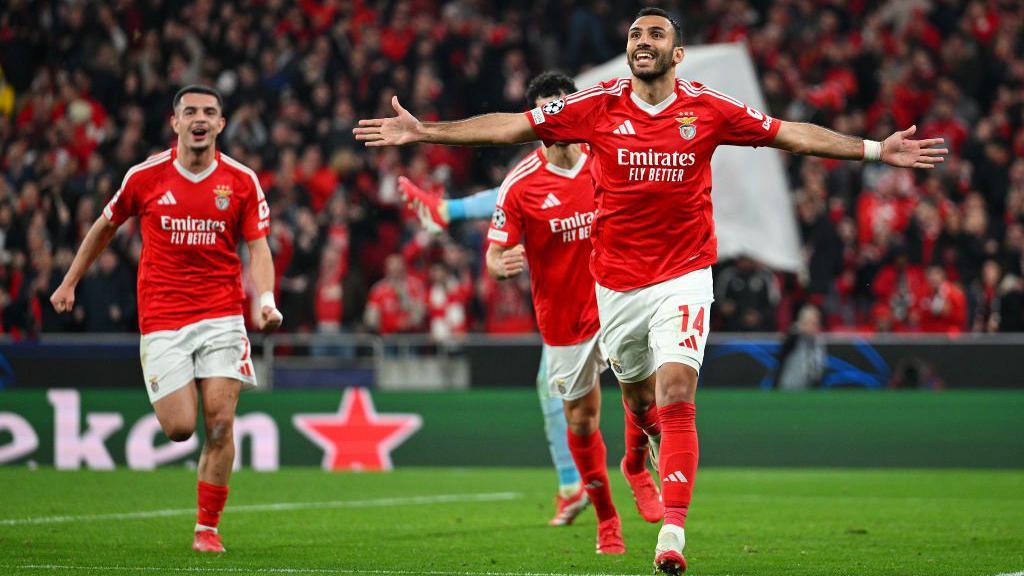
[0,0,1021,338]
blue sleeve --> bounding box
[447,187,500,221]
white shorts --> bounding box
[596,267,714,383]
[544,333,608,401]
[139,315,257,404]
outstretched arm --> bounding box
[354,96,538,147]
[772,122,948,168]
[50,216,120,313]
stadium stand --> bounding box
[1,0,1021,337]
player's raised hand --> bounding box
[50,282,76,313]
[353,97,423,147]
[259,304,283,332]
[882,125,948,169]
[499,245,527,279]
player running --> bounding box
[486,71,663,553]
[354,7,945,572]
[395,72,659,532]
[51,85,281,554]
[399,178,590,526]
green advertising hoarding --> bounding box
[1,388,1022,470]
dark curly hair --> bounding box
[525,71,578,107]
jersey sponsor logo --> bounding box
[616,148,697,183]
[160,215,227,246]
[548,210,595,243]
[156,191,178,206]
[540,193,562,209]
[491,207,507,229]
[542,98,565,115]
[613,120,637,135]
[213,185,233,211]
[676,115,698,140]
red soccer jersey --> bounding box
[103,148,271,334]
[525,77,781,291]
[486,148,600,346]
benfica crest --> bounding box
[213,185,233,210]
[677,115,698,140]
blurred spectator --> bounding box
[0,0,1021,336]
[916,265,967,333]
[773,304,826,391]
[364,254,425,335]
[715,257,780,331]
[78,250,135,332]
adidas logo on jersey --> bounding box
[157,191,177,205]
[663,471,688,483]
[541,193,562,209]
[613,120,637,135]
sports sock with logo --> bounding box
[623,398,661,475]
[658,401,698,528]
[567,429,617,521]
[196,481,229,532]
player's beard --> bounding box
[628,48,674,81]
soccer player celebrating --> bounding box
[354,8,946,573]
[51,85,281,553]
[400,148,663,529]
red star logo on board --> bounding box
[292,387,422,471]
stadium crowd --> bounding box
[0,0,1022,338]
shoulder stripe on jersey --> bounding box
[496,156,542,207]
[117,149,172,192]
[103,149,172,219]
[497,155,542,206]
[564,79,624,102]
[221,153,266,200]
[564,81,630,107]
[678,79,744,108]
[564,78,630,105]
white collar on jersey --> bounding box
[630,90,678,116]
[173,158,219,183]
[545,152,588,179]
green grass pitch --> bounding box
[0,467,1021,576]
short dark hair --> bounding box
[635,7,683,48]
[526,71,577,107]
[173,84,224,111]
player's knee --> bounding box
[565,404,599,436]
[623,396,653,420]
[657,364,698,405]
[164,423,196,443]
[567,415,598,436]
[204,412,235,447]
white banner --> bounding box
[575,43,802,272]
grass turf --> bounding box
[0,467,1021,576]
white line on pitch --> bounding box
[992,572,1024,576]
[12,566,651,576]
[0,492,522,527]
